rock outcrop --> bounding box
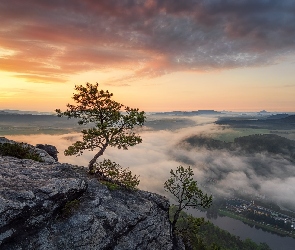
[0,140,176,249]
[36,144,59,161]
[0,137,56,164]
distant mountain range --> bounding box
[0,110,54,115]
[153,110,222,116]
[216,114,295,130]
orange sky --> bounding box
[1,1,295,112]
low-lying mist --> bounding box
[8,115,295,211]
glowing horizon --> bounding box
[1,1,295,112]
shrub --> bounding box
[164,165,212,243]
[0,142,43,162]
[94,159,140,190]
[100,180,119,191]
[169,205,207,249]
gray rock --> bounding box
[0,157,87,246]
[0,153,178,249]
[0,138,56,163]
[36,144,59,161]
[0,137,10,144]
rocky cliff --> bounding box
[0,140,176,250]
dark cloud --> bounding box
[0,0,294,83]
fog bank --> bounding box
[8,116,295,210]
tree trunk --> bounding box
[172,210,180,235]
[171,208,181,246]
[88,143,108,173]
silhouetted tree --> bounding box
[56,82,145,172]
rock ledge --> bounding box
[0,143,175,249]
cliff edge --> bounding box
[0,139,176,250]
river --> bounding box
[190,209,295,250]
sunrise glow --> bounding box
[0,1,295,112]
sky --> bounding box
[0,0,295,112]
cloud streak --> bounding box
[0,0,294,83]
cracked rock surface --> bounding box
[0,148,175,249]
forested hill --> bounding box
[183,134,295,162]
[281,115,295,123]
[0,113,77,125]
[216,115,295,129]
[234,134,295,156]
[198,221,271,250]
